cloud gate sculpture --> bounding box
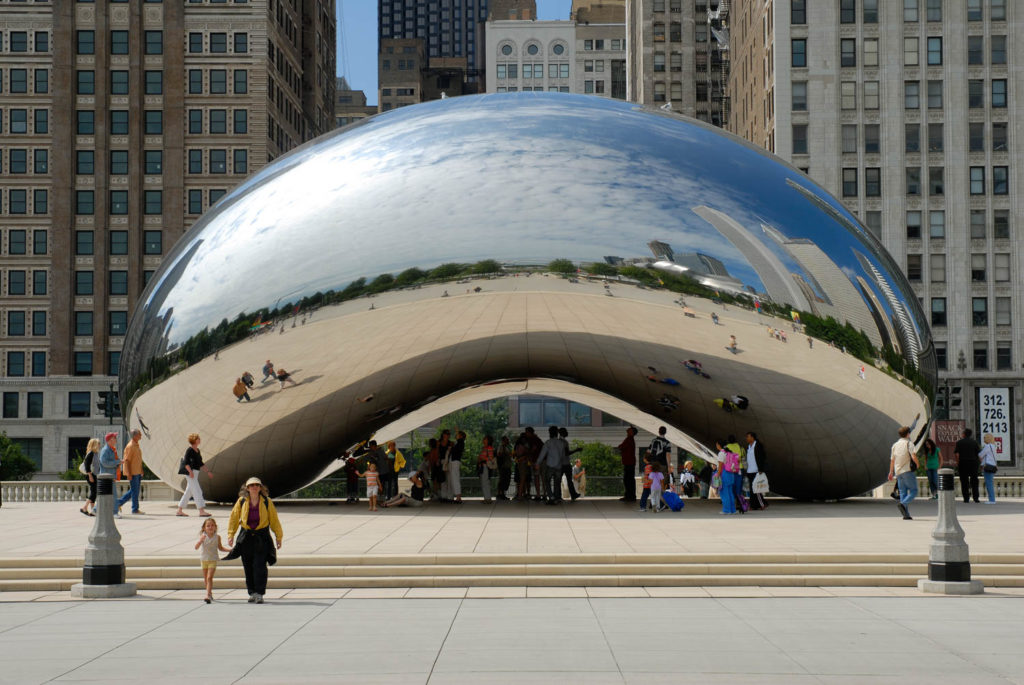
[121,94,935,502]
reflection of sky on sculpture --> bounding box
[140,94,921,347]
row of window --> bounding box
[931,297,1012,330]
[77,29,164,56]
[0,68,49,94]
[187,149,248,175]
[188,32,249,54]
[77,70,163,95]
[3,270,47,296]
[73,310,128,336]
[0,109,48,135]
[73,190,163,215]
[494,87,571,94]
[905,209,1010,241]
[495,63,570,80]
[1,229,46,255]
[74,150,165,176]
[74,230,163,256]
[0,30,48,53]
[793,0,1006,24]
[841,166,1009,198]
[0,148,47,174]
[795,121,1010,157]
[907,253,1011,283]
[1,391,44,420]
[2,350,118,379]
[2,351,45,378]
[935,341,1012,372]
[497,43,567,58]
[0,189,48,215]
[187,69,249,95]
[4,310,46,336]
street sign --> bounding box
[977,387,1013,464]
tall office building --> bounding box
[0,0,335,475]
[335,77,376,128]
[727,0,1021,469]
[625,0,730,125]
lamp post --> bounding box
[918,468,984,594]
[71,473,137,598]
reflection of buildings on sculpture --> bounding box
[856,276,901,355]
[854,251,922,367]
[691,205,810,310]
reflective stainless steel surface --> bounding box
[121,93,934,501]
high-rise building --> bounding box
[380,0,487,102]
[335,77,376,128]
[626,0,730,125]
[0,1,336,475]
[727,0,1022,469]
[573,1,627,99]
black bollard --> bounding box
[917,468,983,594]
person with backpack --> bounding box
[715,439,742,515]
[225,477,283,604]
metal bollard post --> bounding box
[917,468,983,595]
[71,474,137,598]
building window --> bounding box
[865,168,881,197]
[969,123,985,152]
[973,298,989,327]
[189,32,203,53]
[210,149,227,174]
[2,392,18,419]
[928,123,943,152]
[840,0,855,23]
[33,230,46,255]
[35,109,48,134]
[234,110,248,134]
[75,190,94,215]
[144,190,162,215]
[235,33,248,53]
[841,81,856,109]
[109,231,128,255]
[210,110,227,134]
[973,342,988,370]
[926,0,941,20]
[145,71,163,95]
[904,38,918,66]
[994,210,1009,239]
[930,253,945,282]
[863,81,879,110]
[991,80,1007,108]
[993,166,1008,195]
[77,30,95,54]
[110,150,128,175]
[210,32,227,53]
[76,231,93,256]
[967,36,984,65]
[34,150,48,175]
[840,125,856,154]
[992,0,1006,20]
[145,110,163,135]
[863,0,878,22]
[993,122,1008,151]
[233,149,248,174]
[6,351,25,377]
[842,168,857,196]
[110,70,129,95]
[906,168,921,196]
[109,351,121,377]
[109,311,128,336]
[970,210,986,239]
[792,40,806,67]
[991,36,1007,65]
[33,271,46,296]
[927,37,942,65]
[74,352,92,376]
[909,125,925,153]
[930,298,946,326]
[971,254,986,282]
[864,211,881,238]
[927,81,942,109]
[840,39,856,67]
[188,190,203,215]
[996,343,1012,371]
[188,149,202,174]
[74,311,93,335]
[34,69,48,94]
[994,253,1010,282]
[32,310,46,335]
[863,39,878,67]
[928,167,943,196]
[109,271,128,296]
[189,70,203,94]
[77,70,95,95]
[8,271,26,296]
[906,211,922,239]
[792,82,807,110]
[27,392,42,418]
[110,30,128,54]
[904,0,918,22]
[929,210,945,239]
[791,0,806,23]
[234,70,247,94]
[110,191,128,215]
[144,150,162,175]
[967,0,983,21]
[7,311,25,336]
[145,30,162,55]
[792,125,808,154]
[906,255,922,282]
[68,391,90,418]
[968,80,984,108]
[189,109,202,134]
[995,297,1011,326]
[970,167,985,195]
[142,231,162,255]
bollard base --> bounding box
[917,579,984,595]
[70,582,137,599]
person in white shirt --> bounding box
[888,426,919,520]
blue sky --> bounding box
[338,0,570,106]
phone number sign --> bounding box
[977,387,1014,464]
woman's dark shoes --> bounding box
[204,597,212,604]
[79,508,90,517]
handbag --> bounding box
[752,472,770,494]
[711,473,722,490]
[983,463,998,474]
[78,459,88,475]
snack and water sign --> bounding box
[977,387,1014,464]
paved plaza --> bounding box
[1,595,1023,684]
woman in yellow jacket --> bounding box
[226,477,283,604]
[385,441,406,499]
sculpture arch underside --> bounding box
[120,94,934,503]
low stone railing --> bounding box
[873,476,1024,499]
[0,480,178,503]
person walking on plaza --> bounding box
[647,426,672,475]
[495,435,513,500]
[536,426,566,505]
[359,461,380,511]
[79,438,101,516]
[195,517,230,604]
[744,431,768,510]
[522,426,544,501]
[979,434,998,504]
[116,429,145,515]
[888,426,919,520]
[276,367,297,388]
[96,432,123,517]
[450,430,466,503]
[954,429,981,503]
[716,440,740,515]
[233,378,251,402]
[922,438,941,499]
[558,427,581,501]
[572,458,587,497]
[618,425,638,502]
[477,435,495,503]
[226,477,283,604]
[176,433,213,517]
[648,463,665,513]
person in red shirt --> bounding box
[618,426,638,502]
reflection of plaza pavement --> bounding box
[135,276,926,501]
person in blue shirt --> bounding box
[96,432,124,517]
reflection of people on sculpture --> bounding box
[711,312,719,325]
[276,368,297,388]
[241,371,255,388]
[233,378,251,402]
[261,360,275,382]
[728,335,738,353]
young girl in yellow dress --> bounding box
[195,517,231,603]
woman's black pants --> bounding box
[239,529,272,595]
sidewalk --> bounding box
[1,595,1022,684]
